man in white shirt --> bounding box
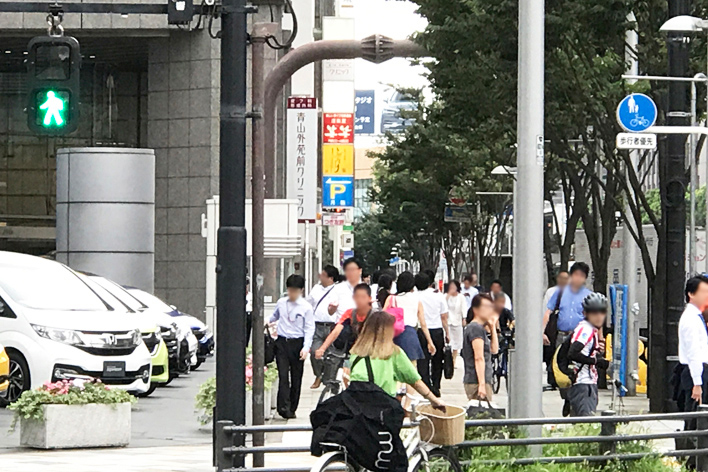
[461,274,479,310]
[678,275,708,415]
[327,258,362,322]
[306,265,340,389]
[490,279,512,311]
[416,272,449,397]
[543,270,569,313]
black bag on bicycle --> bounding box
[310,356,407,472]
[332,309,362,351]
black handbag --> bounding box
[466,399,505,419]
[443,345,454,379]
[264,327,276,365]
[333,309,362,351]
[310,357,407,472]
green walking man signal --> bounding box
[26,36,81,135]
[39,91,66,127]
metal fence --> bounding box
[214,406,708,472]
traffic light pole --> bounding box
[216,0,251,469]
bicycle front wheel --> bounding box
[414,448,462,472]
[312,451,359,472]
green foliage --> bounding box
[642,186,706,227]
[8,379,135,429]
[194,358,278,425]
[461,424,688,472]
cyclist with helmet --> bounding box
[566,292,610,416]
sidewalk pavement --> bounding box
[0,359,674,471]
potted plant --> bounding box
[9,379,134,449]
[196,355,278,425]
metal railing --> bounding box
[214,406,708,472]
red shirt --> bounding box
[337,308,369,325]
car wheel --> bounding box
[163,374,177,386]
[136,383,158,398]
[190,360,203,371]
[0,351,31,407]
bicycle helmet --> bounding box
[582,292,608,312]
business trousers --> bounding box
[417,327,445,397]
[310,322,334,379]
[274,336,305,416]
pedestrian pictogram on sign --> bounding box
[38,90,67,127]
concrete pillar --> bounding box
[56,147,155,291]
[148,30,221,318]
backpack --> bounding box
[333,309,364,351]
[551,327,596,389]
[551,336,576,389]
[310,356,407,472]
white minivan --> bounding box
[0,252,152,405]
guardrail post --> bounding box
[215,420,235,472]
[697,405,708,472]
[600,410,616,456]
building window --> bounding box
[354,178,372,221]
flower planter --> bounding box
[20,403,131,449]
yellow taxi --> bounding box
[0,344,9,394]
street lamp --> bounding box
[491,165,518,176]
[660,15,708,32]
[661,16,708,274]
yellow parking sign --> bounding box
[322,144,354,175]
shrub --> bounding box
[8,379,135,430]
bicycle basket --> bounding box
[417,404,466,446]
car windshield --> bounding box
[91,277,146,313]
[128,289,174,313]
[79,275,131,313]
[0,263,108,311]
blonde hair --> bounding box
[350,310,399,360]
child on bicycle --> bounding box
[315,283,373,383]
[349,310,445,409]
[566,292,609,416]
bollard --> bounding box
[599,410,616,456]
[215,420,236,472]
[697,405,708,472]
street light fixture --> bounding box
[491,165,518,176]
[660,15,708,33]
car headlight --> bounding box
[32,324,85,346]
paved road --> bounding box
[0,360,215,451]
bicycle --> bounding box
[629,116,650,128]
[311,397,462,472]
[491,328,514,394]
[317,350,349,405]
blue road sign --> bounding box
[355,90,375,134]
[616,93,657,133]
[322,176,354,208]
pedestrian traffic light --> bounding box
[26,36,81,135]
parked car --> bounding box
[87,277,198,380]
[0,252,152,405]
[0,344,9,395]
[77,274,170,397]
[127,288,214,370]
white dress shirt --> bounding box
[461,286,479,310]
[419,288,448,330]
[307,283,338,323]
[679,302,708,386]
[269,296,315,350]
[329,280,359,322]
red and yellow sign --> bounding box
[323,113,354,144]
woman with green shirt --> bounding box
[349,310,445,408]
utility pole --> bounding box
[215,0,250,468]
[623,13,639,397]
[653,0,691,412]
[250,22,278,469]
[510,0,544,433]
